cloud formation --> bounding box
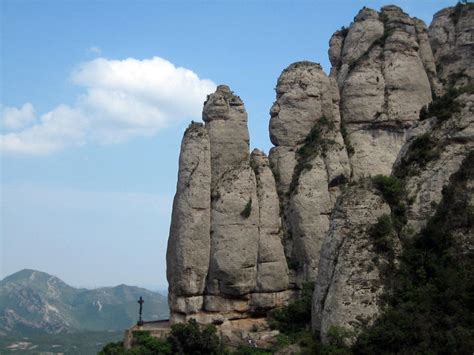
[1,57,216,155]
[1,103,36,130]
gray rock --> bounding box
[330,5,436,179]
[268,62,351,285]
[429,4,474,87]
[206,163,259,298]
[395,93,474,232]
[269,62,341,147]
[166,122,211,313]
[203,85,250,188]
[312,182,391,344]
[251,149,289,292]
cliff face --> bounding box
[312,3,473,343]
[166,2,473,347]
[329,5,441,179]
[429,4,474,87]
[268,62,350,286]
[167,86,290,329]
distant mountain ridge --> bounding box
[0,269,169,335]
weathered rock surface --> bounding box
[251,149,289,292]
[203,85,250,188]
[167,87,290,327]
[312,182,391,343]
[429,4,474,87]
[165,3,473,349]
[330,5,437,178]
[395,92,474,232]
[166,123,211,314]
[206,163,259,297]
[269,62,350,285]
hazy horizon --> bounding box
[1,0,454,289]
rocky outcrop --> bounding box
[167,86,290,327]
[251,149,289,293]
[395,91,474,232]
[312,2,474,341]
[429,3,474,87]
[203,85,250,188]
[268,62,350,285]
[329,6,438,178]
[166,123,211,315]
[165,3,473,350]
[312,182,391,343]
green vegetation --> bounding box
[395,134,440,179]
[340,124,354,157]
[355,152,474,354]
[371,175,407,232]
[419,87,463,121]
[241,198,253,218]
[0,330,123,355]
[99,331,172,355]
[268,282,314,333]
[233,346,272,355]
[289,117,337,195]
[450,1,474,25]
[268,283,351,354]
[339,26,349,37]
[169,319,221,355]
[101,319,222,355]
[370,214,395,255]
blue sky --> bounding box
[1,0,454,289]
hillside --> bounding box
[0,269,169,335]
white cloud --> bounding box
[1,103,36,130]
[88,46,102,55]
[0,56,216,155]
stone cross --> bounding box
[137,296,144,325]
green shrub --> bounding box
[370,214,395,254]
[355,152,474,354]
[233,346,272,354]
[241,199,252,218]
[169,319,221,355]
[268,282,314,334]
[325,326,354,349]
[419,87,462,121]
[289,118,338,194]
[395,134,440,179]
[100,331,172,355]
[99,341,126,355]
[450,1,474,25]
[371,175,405,207]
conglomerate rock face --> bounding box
[203,85,250,189]
[311,3,473,344]
[268,62,351,285]
[312,182,391,343]
[166,123,211,315]
[329,5,438,178]
[167,86,290,327]
[429,3,474,87]
[166,2,473,348]
[395,92,474,232]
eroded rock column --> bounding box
[166,123,211,321]
[268,62,351,285]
